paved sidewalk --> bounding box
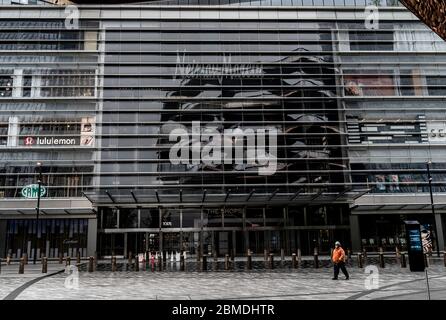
[1,263,445,300]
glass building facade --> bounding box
[1,0,445,259]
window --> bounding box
[0,124,7,146]
[349,31,394,51]
[0,72,13,97]
[427,76,446,96]
[344,71,395,96]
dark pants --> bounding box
[333,262,349,279]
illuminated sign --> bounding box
[24,137,77,146]
[21,184,46,199]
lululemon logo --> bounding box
[24,137,35,146]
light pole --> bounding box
[426,162,441,257]
[33,161,43,265]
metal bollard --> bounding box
[88,256,94,272]
[76,251,81,265]
[180,253,185,271]
[444,250,446,268]
[66,257,71,266]
[135,255,139,272]
[401,253,407,268]
[202,254,207,271]
[292,253,297,269]
[297,249,302,265]
[269,253,274,269]
[158,255,162,271]
[313,251,319,269]
[111,256,117,272]
[379,253,385,268]
[224,254,230,270]
[424,253,429,268]
[281,248,285,263]
[58,253,63,264]
[127,252,132,271]
[264,249,268,262]
[357,253,363,268]
[23,253,28,265]
[19,258,25,274]
[42,257,48,274]
[246,252,252,270]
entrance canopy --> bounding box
[0,198,95,218]
[82,188,369,208]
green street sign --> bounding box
[21,184,46,199]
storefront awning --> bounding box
[0,198,96,217]
[82,188,370,208]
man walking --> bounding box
[332,241,349,280]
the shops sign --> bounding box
[21,184,46,199]
[24,136,77,146]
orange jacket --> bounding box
[332,247,346,264]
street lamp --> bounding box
[426,161,441,257]
[33,161,43,265]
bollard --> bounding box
[112,256,117,272]
[401,253,407,268]
[42,257,48,274]
[19,258,25,274]
[224,254,230,270]
[202,254,207,271]
[88,256,94,272]
[58,253,63,264]
[7,255,11,265]
[66,256,71,266]
[424,253,429,268]
[269,253,274,269]
[158,254,163,271]
[264,249,268,262]
[281,248,285,263]
[76,251,81,265]
[135,255,139,272]
[297,248,302,265]
[23,253,28,265]
[180,253,185,271]
[127,252,132,271]
[313,250,319,269]
[379,253,385,268]
[292,253,297,269]
[444,250,446,268]
[357,253,363,268]
[246,252,252,270]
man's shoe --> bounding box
[345,277,349,280]
[332,277,338,280]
